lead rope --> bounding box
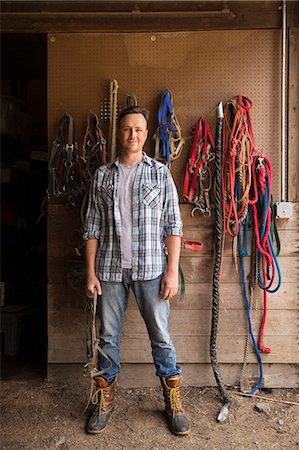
[83,289,112,413]
[211,102,232,422]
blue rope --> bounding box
[236,179,263,395]
[157,90,174,168]
[238,224,264,395]
[256,173,282,293]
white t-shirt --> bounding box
[118,162,139,268]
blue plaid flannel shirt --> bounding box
[83,152,182,282]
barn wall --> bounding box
[47,30,299,387]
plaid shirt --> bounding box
[83,152,182,282]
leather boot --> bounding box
[86,377,116,434]
[160,375,191,436]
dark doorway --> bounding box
[1,33,47,379]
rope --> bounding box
[222,96,258,237]
[109,79,119,162]
[221,95,282,395]
[210,102,232,422]
[126,92,138,107]
[238,222,263,395]
[83,291,113,413]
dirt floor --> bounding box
[1,377,299,450]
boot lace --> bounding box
[91,387,109,414]
[168,386,183,417]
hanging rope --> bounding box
[109,79,119,162]
[222,95,257,237]
[211,101,232,422]
[126,92,138,107]
[154,89,184,168]
[221,95,282,395]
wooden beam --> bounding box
[1,1,293,33]
[47,362,299,387]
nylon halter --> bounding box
[154,89,184,168]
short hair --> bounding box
[118,106,149,127]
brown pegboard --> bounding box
[48,30,281,199]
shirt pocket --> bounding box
[98,185,114,206]
[142,183,161,208]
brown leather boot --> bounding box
[86,377,116,434]
[161,375,191,436]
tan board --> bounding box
[48,363,299,389]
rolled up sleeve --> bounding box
[163,168,183,237]
[82,172,101,241]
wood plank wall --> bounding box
[48,203,299,387]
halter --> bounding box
[183,117,215,217]
[47,113,81,207]
[154,89,184,168]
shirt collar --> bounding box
[107,151,153,169]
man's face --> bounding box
[118,113,148,155]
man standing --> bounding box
[83,106,190,436]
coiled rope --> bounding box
[222,95,282,395]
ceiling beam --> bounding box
[1,1,298,33]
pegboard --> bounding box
[48,30,281,199]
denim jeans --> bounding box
[97,269,181,382]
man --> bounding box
[83,106,190,436]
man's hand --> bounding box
[160,270,179,300]
[160,235,181,300]
[85,239,101,298]
[85,274,102,298]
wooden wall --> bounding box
[47,30,299,387]
[48,202,299,387]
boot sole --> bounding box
[85,407,114,435]
[172,429,191,436]
[86,423,108,435]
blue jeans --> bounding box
[97,269,181,382]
